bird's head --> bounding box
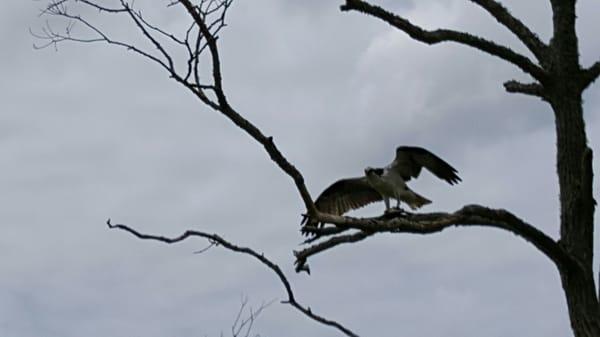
[364,167,384,177]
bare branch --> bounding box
[193,241,216,254]
[176,0,317,215]
[36,0,318,215]
[232,296,249,335]
[230,297,274,337]
[106,220,360,337]
[300,205,576,271]
[39,0,69,16]
[503,80,547,99]
[120,1,175,71]
[468,0,548,62]
[300,223,352,244]
[340,0,547,81]
[130,8,188,46]
[77,0,128,13]
[581,60,600,90]
[35,2,173,72]
[295,231,373,273]
[177,0,227,95]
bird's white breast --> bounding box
[366,168,407,197]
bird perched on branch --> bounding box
[302,146,461,231]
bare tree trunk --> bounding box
[551,92,600,337]
[336,1,600,336]
[560,269,600,337]
[546,2,600,335]
[550,91,599,337]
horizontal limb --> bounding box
[340,0,547,81]
[299,205,576,272]
[106,220,359,337]
[503,80,547,100]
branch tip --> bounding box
[503,79,546,99]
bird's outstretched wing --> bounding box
[301,177,382,238]
[313,177,383,216]
[390,146,461,185]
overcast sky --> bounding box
[2,0,600,336]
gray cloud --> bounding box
[1,0,598,337]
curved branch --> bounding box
[340,0,547,81]
[106,220,360,337]
[468,0,548,62]
[503,79,547,100]
[298,205,576,271]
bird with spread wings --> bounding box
[303,146,461,230]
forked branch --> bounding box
[35,0,317,214]
[106,220,360,337]
[230,296,274,337]
[177,0,316,214]
[340,0,547,81]
[295,231,374,273]
[296,205,576,272]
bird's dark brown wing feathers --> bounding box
[392,146,461,185]
[314,177,382,215]
[391,146,422,181]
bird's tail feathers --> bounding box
[408,192,432,210]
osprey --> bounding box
[305,146,461,227]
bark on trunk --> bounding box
[560,268,600,337]
[548,2,600,335]
[550,86,600,337]
[551,95,593,262]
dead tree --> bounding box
[332,2,599,337]
[36,1,600,337]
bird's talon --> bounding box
[385,207,405,214]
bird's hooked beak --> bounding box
[364,167,384,176]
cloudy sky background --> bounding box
[2,0,599,336]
